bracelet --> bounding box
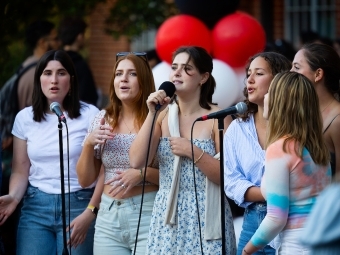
[243,249,251,255]
[194,149,204,164]
[87,204,98,216]
[140,168,144,179]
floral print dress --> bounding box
[146,137,236,255]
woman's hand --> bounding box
[147,90,172,114]
[169,137,194,158]
[105,169,142,197]
[0,195,19,225]
[85,118,114,147]
[66,209,95,248]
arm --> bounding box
[77,118,114,187]
[130,90,171,169]
[224,123,264,207]
[87,166,104,209]
[167,116,232,184]
[196,116,233,184]
[143,166,159,185]
[76,142,102,187]
[67,167,104,247]
[0,137,30,225]
[105,166,159,197]
[244,187,265,203]
[243,147,290,254]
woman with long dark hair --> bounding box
[0,50,99,255]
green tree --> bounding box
[0,0,177,86]
[106,0,178,40]
[0,0,104,86]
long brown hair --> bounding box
[302,43,340,98]
[266,72,329,165]
[172,46,216,109]
[239,51,291,121]
[104,53,155,129]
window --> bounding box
[130,29,157,52]
[284,0,336,48]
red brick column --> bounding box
[88,0,130,101]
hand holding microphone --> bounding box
[147,81,176,113]
[87,118,114,147]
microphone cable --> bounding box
[133,109,159,255]
[65,123,72,255]
[190,120,204,255]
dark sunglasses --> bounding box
[116,52,148,62]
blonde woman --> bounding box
[224,52,291,255]
[243,72,332,255]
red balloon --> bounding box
[156,15,212,64]
[212,12,266,68]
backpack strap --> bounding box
[11,61,38,110]
[323,114,340,134]
[0,61,38,141]
[16,62,38,77]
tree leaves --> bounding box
[105,0,178,41]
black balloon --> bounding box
[175,0,240,28]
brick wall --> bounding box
[88,0,129,103]
[272,0,284,40]
[239,0,285,40]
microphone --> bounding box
[155,81,176,111]
[196,102,247,121]
[50,102,66,123]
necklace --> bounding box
[321,99,334,113]
[122,118,133,134]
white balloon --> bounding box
[152,62,172,90]
[233,66,247,102]
[212,59,242,108]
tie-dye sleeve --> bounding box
[250,139,294,248]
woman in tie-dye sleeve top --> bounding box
[242,72,332,255]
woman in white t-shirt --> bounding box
[0,50,99,255]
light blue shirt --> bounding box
[224,115,265,208]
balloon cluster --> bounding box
[153,0,266,108]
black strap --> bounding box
[16,62,38,77]
[323,114,340,134]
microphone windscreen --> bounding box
[158,81,176,98]
[235,102,247,114]
[50,102,61,112]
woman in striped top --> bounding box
[224,52,291,255]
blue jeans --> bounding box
[237,202,276,255]
[16,184,95,255]
[94,191,156,255]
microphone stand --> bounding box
[57,119,69,255]
[218,118,226,255]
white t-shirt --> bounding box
[12,103,99,194]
